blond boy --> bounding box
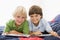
[4,6,29,34]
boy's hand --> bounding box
[49,31,60,39]
[9,30,22,34]
[57,36,60,39]
[2,32,9,35]
[32,31,42,35]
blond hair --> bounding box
[13,6,27,18]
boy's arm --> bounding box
[30,31,42,35]
[49,31,60,38]
[4,24,10,34]
[23,21,29,34]
[4,20,13,34]
[4,20,14,34]
[9,30,22,34]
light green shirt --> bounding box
[4,19,29,34]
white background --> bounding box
[0,0,60,26]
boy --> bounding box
[28,5,60,39]
[4,6,29,35]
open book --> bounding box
[2,33,52,37]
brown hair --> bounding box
[29,5,43,18]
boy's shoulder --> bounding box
[6,19,14,25]
[39,18,48,25]
[40,18,46,22]
[23,20,28,24]
[22,20,29,26]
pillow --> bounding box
[54,14,60,22]
[0,26,5,35]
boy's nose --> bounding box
[19,18,22,21]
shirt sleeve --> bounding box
[4,20,13,33]
[42,19,53,32]
[4,22,11,33]
[28,20,33,32]
[23,21,29,34]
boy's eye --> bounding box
[17,16,20,18]
[22,17,25,19]
[30,16,33,18]
[35,15,38,17]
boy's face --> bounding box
[14,14,26,26]
[30,14,41,24]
